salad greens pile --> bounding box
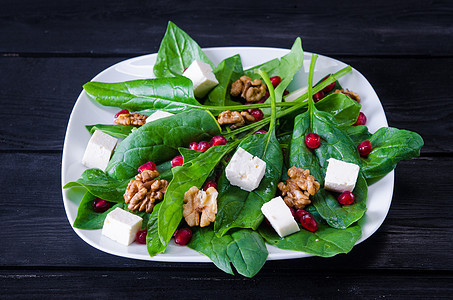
[64,21,423,277]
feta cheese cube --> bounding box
[82,130,118,171]
[324,158,360,193]
[225,147,266,192]
[101,207,143,246]
[261,196,300,238]
[182,60,219,98]
[283,86,308,102]
[145,110,174,123]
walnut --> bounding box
[217,110,255,129]
[334,89,361,102]
[230,76,266,102]
[115,112,148,126]
[124,169,168,213]
[278,166,320,209]
[183,186,218,227]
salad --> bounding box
[63,22,423,277]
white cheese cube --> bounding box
[225,147,266,192]
[145,110,174,123]
[101,207,143,246]
[82,130,118,171]
[324,158,360,193]
[261,196,300,238]
[283,86,308,102]
[182,60,219,98]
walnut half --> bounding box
[115,112,148,126]
[230,76,266,103]
[217,110,255,129]
[278,167,320,209]
[334,89,361,102]
[183,186,218,227]
[124,169,168,213]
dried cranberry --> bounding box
[174,228,192,246]
[203,180,217,191]
[254,130,267,134]
[171,155,184,167]
[295,209,309,221]
[270,76,282,88]
[188,142,198,150]
[197,141,211,151]
[247,108,264,122]
[289,207,297,219]
[283,89,290,96]
[92,198,111,213]
[305,133,321,149]
[313,91,325,102]
[338,191,355,205]
[135,229,147,244]
[353,112,367,126]
[321,75,336,93]
[114,109,129,118]
[210,135,227,147]
[300,212,319,232]
[358,140,372,156]
[138,161,156,173]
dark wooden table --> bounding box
[1,1,452,298]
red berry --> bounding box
[197,141,211,151]
[313,91,325,102]
[114,109,129,118]
[210,135,227,146]
[300,213,319,232]
[270,76,282,88]
[353,112,367,126]
[305,132,321,149]
[135,229,147,244]
[254,130,267,134]
[358,140,372,156]
[171,155,184,167]
[283,89,290,96]
[295,209,309,221]
[321,75,336,93]
[174,228,192,246]
[289,207,296,219]
[138,161,156,173]
[203,180,218,191]
[338,191,355,205]
[92,198,111,213]
[188,142,198,150]
[247,108,264,122]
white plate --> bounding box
[61,47,394,262]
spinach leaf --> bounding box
[187,227,234,275]
[83,77,202,113]
[343,125,372,145]
[146,202,166,257]
[315,93,361,127]
[204,54,243,107]
[106,109,221,180]
[226,229,268,278]
[63,168,130,203]
[157,143,236,249]
[361,127,424,182]
[86,124,136,139]
[73,192,123,229]
[153,21,214,78]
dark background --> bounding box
[1,0,452,298]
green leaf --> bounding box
[73,192,123,229]
[83,77,201,112]
[362,127,424,182]
[63,168,130,203]
[106,109,221,180]
[146,202,166,256]
[153,21,214,78]
[86,124,136,139]
[204,54,243,107]
[226,229,268,278]
[187,227,234,275]
[315,93,361,127]
[343,125,372,145]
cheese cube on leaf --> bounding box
[102,207,143,246]
[261,196,300,238]
[324,158,360,193]
[82,130,118,171]
[183,60,219,98]
[225,147,266,192]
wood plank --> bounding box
[0,56,450,152]
[0,269,451,298]
[1,153,451,271]
[1,0,453,56]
